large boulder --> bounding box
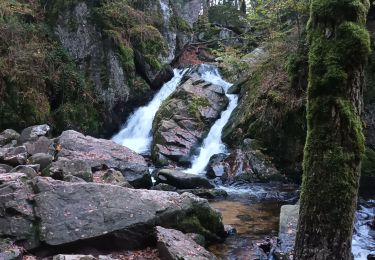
[155,169,214,189]
[156,226,217,260]
[206,140,282,183]
[0,173,39,249]
[33,177,226,247]
[19,124,50,144]
[0,129,20,147]
[55,130,151,188]
[0,146,28,166]
[152,73,228,165]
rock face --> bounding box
[0,173,39,249]
[54,2,149,134]
[152,72,229,165]
[0,174,226,250]
[0,129,20,147]
[206,140,281,183]
[156,226,217,260]
[155,169,214,189]
[55,130,151,188]
[33,177,225,247]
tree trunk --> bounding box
[294,0,371,259]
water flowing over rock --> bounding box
[152,66,229,166]
[112,69,187,154]
[186,65,238,174]
[55,130,151,188]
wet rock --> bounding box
[0,129,20,147]
[206,153,228,179]
[24,136,54,156]
[0,240,23,260]
[0,146,28,166]
[0,173,39,249]
[28,153,53,171]
[155,169,214,189]
[278,205,299,255]
[177,188,228,199]
[33,177,225,247]
[55,130,151,188]
[152,72,228,165]
[0,163,12,173]
[50,160,93,182]
[156,226,217,260]
[151,183,177,192]
[224,225,237,236]
[10,165,37,179]
[19,124,50,144]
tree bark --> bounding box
[294,0,371,259]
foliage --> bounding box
[0,0,100,134]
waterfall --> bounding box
[186,65,238,174]
[112,69,186,154]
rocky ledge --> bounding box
[0,125,226,259]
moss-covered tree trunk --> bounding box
[294,0,371,259]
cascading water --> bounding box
[352,199,375,260]
[186,65,238,174]
[112,69,186,154]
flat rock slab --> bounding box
[33,177,225,247]
[156,169,214,189]
[156,226,217,260]
[55,130,151,188]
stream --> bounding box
[113,64,375,259]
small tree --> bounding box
[294,0,371,259]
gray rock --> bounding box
[50,160,93,182]
[151,183,177,192]
[0,164,12,173]
[19,124,50,144]
[152,71,228,165]
[278,204,299,254]
[33,177,225,247]
[177,189,228,199]
[53,255,95,260]
[55,130,151,188]
[0,173,39,249]
[0,129,20,147]
[0,240,23,260]
[156,226,217,260]
[25,136,54,155]
[0,146,28,166]
[156,169,214,189]
[10,165,37,179]
[93,168,133,187]
[28,153,53,171]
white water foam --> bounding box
[186,65,238,174]
[112,69,186,154]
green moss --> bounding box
[188,97,210,116]
[295,0,371,257]
[362,147,375,176]
[170,15,192,32]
